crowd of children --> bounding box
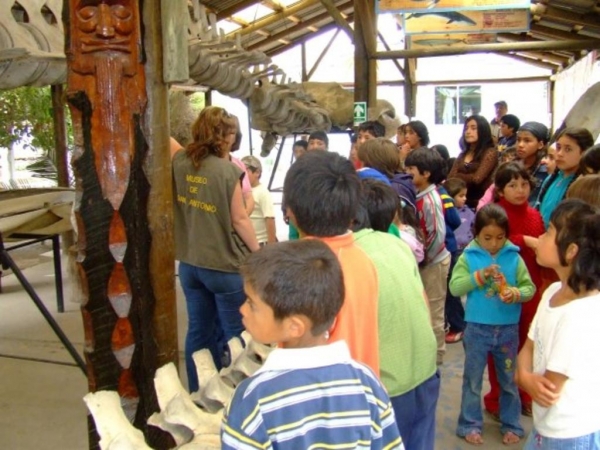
[175,107,600,449]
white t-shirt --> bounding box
[249,183,275,244]
[528,282,600,438]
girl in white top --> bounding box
[517,199,600,449]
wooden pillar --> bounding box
[404,58,417,118]
[64,0,177,448]
[50,84,69,187]
[301,42,308,82]
[353,0,377,108]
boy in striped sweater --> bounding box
[221,240,403,450]
[405,148,451,366]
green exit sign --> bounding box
[354,102,367,125]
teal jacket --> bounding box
[450,239,535,325]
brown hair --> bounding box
[185,106,236,168]
[443,177,467,198]
[566,174,600,208]
[357,137,401,178]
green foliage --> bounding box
[189,92,206,112]
[0,86,72,156]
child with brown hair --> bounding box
[566,174,600,207]
[517,200,600,448]
[451,204,535,446]
[483,162,545,418]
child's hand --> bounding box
[521,372,560,407]
[500,287,520,304]
[482,264,499,279]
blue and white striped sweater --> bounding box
[221,341,404,450]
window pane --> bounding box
[458,85,481,124]
[435,86,458,125]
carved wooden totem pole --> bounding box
[65,1,177,448]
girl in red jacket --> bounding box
[484,162,545,418]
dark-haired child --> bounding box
[405,148,451,365]
[541,144,556,176]
[283,151,380,374]
[442,177,472,343]
[517,200,600,448]
[292,139,308,160]
[483,162,545,418]
[515,121,550,204]
[436,171,463,344]
[536,127,594,227]
[498,114,521,152]
[358,120,386,144]
[579,143,600,175]
[403,120,430,153]
[353,179,439,450]
[222,240,404,450]
[307,130,329,151]
[450,204,535,446]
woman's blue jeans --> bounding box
[457,322,523,437]
[524,428,600,449]
[178,262,245,393]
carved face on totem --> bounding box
[70,0,139,74]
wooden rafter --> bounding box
[375,39,600,59]
[500,53,558,71]
[497,34,570,64]
[307,28,342,79]
[246,1,353,51]
[319,0,354,42]
[216,0,263,20]
[265,16,353,56]
[529,23,590,40]
[512,51,566,66]
[227,0,322,37]
[378,32,405,78]
[537,5,600,33]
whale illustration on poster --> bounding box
[378,0,530,13]
[403,8,529,34]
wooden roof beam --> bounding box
[319,0,354,42]
[374,39,600,59]
[497,34,571,64]
[246,1,353,51]
[529,23,590,40]
[534,4,600,32]
[216,0,263,20]
[227,0,322,37]
[500,53,558,71]
[512,51,567,66]
[266,15,354,56]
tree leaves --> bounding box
[0,86,72,158]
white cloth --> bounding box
[528,282,600,438]
[249,183,275,244]
[255,340,352,375]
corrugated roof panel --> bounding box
[234,3,274,22]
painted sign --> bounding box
[354,102,367,125]
[408,33,497,49]
[403,9,529,34]
[378,0,530,13]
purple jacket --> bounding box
[455,206,475,250]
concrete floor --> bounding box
[0,240,532,449]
